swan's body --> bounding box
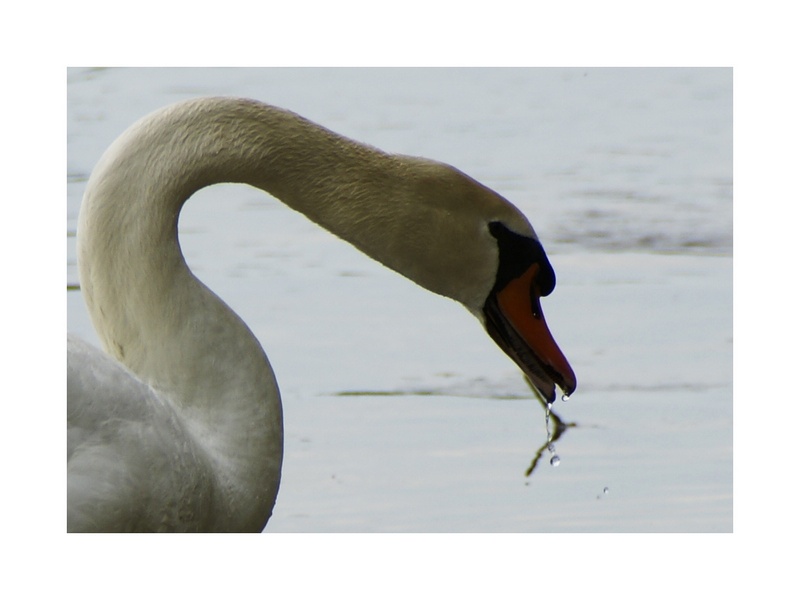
[67,97,576,532]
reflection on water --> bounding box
[334,375,580,479]
[526,406,577,476]
[332,388,580,479]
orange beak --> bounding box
[483,262,577,403]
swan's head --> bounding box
[369,157,577,403]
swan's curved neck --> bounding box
[79,98,400,398]
[79,98,414,529]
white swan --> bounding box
[67,97,576,532]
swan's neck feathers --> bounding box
[79,99,398,395]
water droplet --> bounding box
[548,443,556,453]
[544,409,553,445]
[603,487,609,495]
[550,455,561,467]
[561,393,570,402]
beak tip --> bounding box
[531,370,576,404]
[557,368,577,401]
[563,374,577,397]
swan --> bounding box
[67,97,577,532]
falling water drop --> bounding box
[544,405,552,443]
[550,455,561,467]
[603,487,609,495]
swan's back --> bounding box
[67,335,216,532]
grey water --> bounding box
[67,67,732,532]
